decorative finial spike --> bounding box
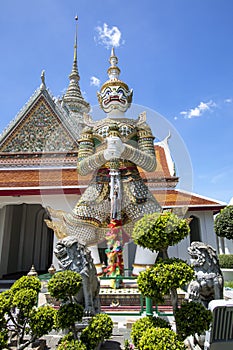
[109,47,118,67]
[40,70,46,90]
[73,16,78,64]
[111,47,115,57]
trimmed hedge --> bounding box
[219,254,233,268]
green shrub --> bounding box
[0,328,8,349]
[12,288,38,314]
[48,270,82,301]
[132,212,190,253]
[0,275,56,349]
[224,280,233,288]
[80,313,113,350]
[214,206,233,240]
[219,254,233,268]
[11,275,41,294]
[29,305,56,338]
[175,301,212,340]
[55,303,84,331]
[57,339,87,350]
[138,327,185,350]
[131,316,171,348]
[137,259,194,300]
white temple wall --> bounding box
[169,210,217,261]
[218,237,233,255]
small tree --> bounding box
[138,327,186,350]
[132,212,192,312]
[137,258,194,311]
[131,316,171,348]
[47,270,83,340]
[80,313,113,350]
[132,211,190,259]
[214,205,233,240]
[0,276,56,349]
[175,301,212,341]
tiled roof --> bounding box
[0,145,178,187]
[0,168,224,211]
[152,189,225,210]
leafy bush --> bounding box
[57,339,87,350]
[80,313,113,350]
[219,254,233,268]
[137,259,194,300]
[214,205,233,240]
[0,327,8,349]
[0,275,56,349]
[131,316,170,348]
[175,301,212,340]
[11,275,41,293]
[132,212,190,254]
[29,305,56,338]
[12,288,38,314]
[138,327,186,350]
[55,303,84,331]
[48,270,82,301]
[224,280,233,288]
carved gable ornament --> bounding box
[0,95,78,153]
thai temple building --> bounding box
[0,26,226,280]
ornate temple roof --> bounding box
[0,87,79,153]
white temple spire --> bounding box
[107,47,121,80]
[63,16,90,113]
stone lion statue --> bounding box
[187,241,224,307]
[54,236,100,315]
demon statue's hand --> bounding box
[104,136,125,160]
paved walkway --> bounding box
[43,316,137,349]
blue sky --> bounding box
[0,0,232,203]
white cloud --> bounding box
[95,23,122,48]
[224,98,232,103]
[90,76,100,87]
[180,100,217,119]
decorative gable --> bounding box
[0,95,78,153]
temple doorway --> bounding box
[0,203,54,278]
[189,215,201,243]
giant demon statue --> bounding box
[47,48,161,278]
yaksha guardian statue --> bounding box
[47,48,160,246]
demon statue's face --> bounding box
[97,82,133,114]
